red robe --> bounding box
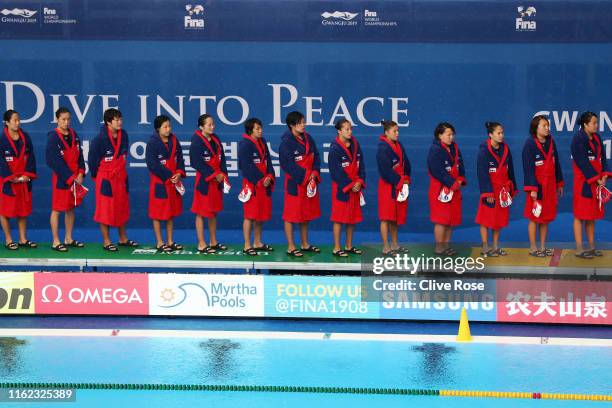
[428,141,466,226]
[239,134,275,222]
[190,131,226,218]
[0,128,36,217]
[93,128,129,227]
[330,136,365,224]
[523,136,562,224]
[475,140,516,230]
[377,136,410,225]
[51,129,86,212]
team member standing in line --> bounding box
[571,111,611,259]
[238,117,275,256]
[475,122,517,257]
[427,122,466,256]
[89,108,138,251]
[329,119,366,257]
[146,115,186,253]
[46,107,86,252]
[0,110,37,250]
[522,115,563,257]
[279,111,321,258]
[377,120,410,256]
[190,114,229,254]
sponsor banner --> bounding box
[497,280,612,325]
[149,274,264,317]
[34,273,149,315]
[264,276,379,319]
[0,272,35,314]
[377,279,497,321]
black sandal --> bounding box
[333,249,348,257]
[287,249,304,257]
[168,242,183,251]
[529,249,546,258]
[397,246,410,254]
[300,245,320,253]
[4,242,18,251]
[156,244,173,253]
[444,248,458,256]
[197,246,216,254]
[253,244,274,252]
[480,249,499,258]
[65,240,84,248]
[103,244,118,252]
[588,249,603,257]
[344,247,362,255]
[574,250,593,259]
[51,243,68,252]
[494,248,507,256]
[243,248,258,256]
[210,243,227,251]
[383,249,399,256]
[542,248,554,256]
[118,240,139,247]
[18,240,37,248]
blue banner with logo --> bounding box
[0,1,611,240]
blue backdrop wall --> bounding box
[1,1,611,241]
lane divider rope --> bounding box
[0,383,609,401]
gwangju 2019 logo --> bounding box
[185,4,204,29]
[1,7,38,23]
[321,11,358,26]
[516,6,536,31]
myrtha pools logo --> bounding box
[516,6,536,31]
[184,4,204,29]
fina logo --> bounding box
[516,6,536,31]
[185,4,204,29]
[1,8,37,18]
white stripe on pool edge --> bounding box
[0,328,609,346]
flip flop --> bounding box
[118,240,139,247]
[156,244,173,253]
[574,251,593,259]
[197,246,216,254]
[65,240,84,248]
[333,249,349,257]
[4,242,18,251]
[18,240,37,248]
[210,243,228,251]
[529,250,546,258]
[300,245,320,253]
[103,244,118,252]
[588,249,603,257]
[253,244,274,252]
[51,243,68,252]
[287,249,304,258]
[344,247,362,255]
[168,242,183,251]
[494,248,508,256]
[242,248,258,256]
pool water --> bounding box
[0,335,610,407]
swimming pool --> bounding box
[0,330,610,407]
